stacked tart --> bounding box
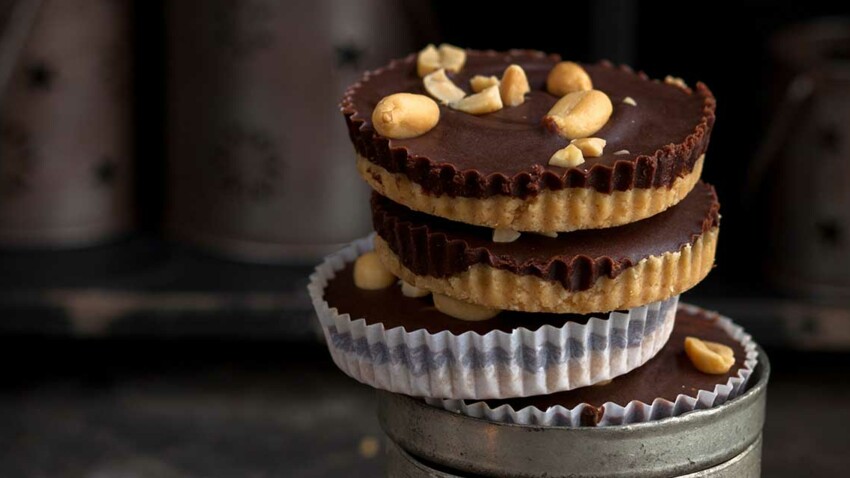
[310,46,757,425]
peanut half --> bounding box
[664,75,689,90]
[423,69,466,104]
[684,336,736,374]
[546,61,593,97]
[450,84,503,115]
[439,44,466,73]
[492,228,521,243]
[499,64,530,107]
[433,293,500,321]
[417,43,466,77]
[570,137,606,157]
[542,90,613,139]
[549,144,585,168]
[372,93,440,139]
[353,252,396,290]
[401,280,431,298]
[470,75,499,92]
[417,44,441,77]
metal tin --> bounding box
[165,0,418,263]
[378,347,769,478]
[754,20,850,300]
[385,436,762,478]
[0,0,133,247]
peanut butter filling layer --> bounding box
[360,154,704,232]
[372,181,719,295]
[375,229,717,314]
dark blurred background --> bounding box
[1,0,849,476]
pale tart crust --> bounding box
[358,154,704,233]
[374,228,718,314]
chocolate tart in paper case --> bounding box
[342,49,715,233]
[433,304,757,426]
[372,181,719,314]
[309,236,678,400]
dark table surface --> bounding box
[0,337,848,477]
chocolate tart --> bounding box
[435,304,757,426]
[310,236,679,399]
[372,181,719,314]
[343,49,716,232]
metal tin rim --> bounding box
[386,441,461,478]
[680,434,762,477]
[386,434,763,478]
[379,346,769,478]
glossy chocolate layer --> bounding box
[483,307,747,419]
[372,182,720,291]
[324,261,602,334]
[342,50,715,198]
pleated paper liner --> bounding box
[309,235,679,400]
[430,303,757,424]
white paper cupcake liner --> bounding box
[309,235,679,400]
[431,303,758,425]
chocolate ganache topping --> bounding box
[342,50,716,198]
[372,181,720,291]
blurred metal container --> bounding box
[166,0,420,263]
[756,20,850,300]
[378,349,769,478]
[0,0,133,247]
